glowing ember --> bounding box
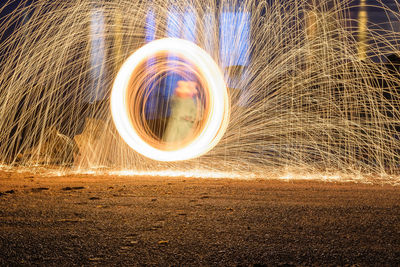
[111,38,230,161]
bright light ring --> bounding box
[111,38,230,161]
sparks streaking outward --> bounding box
[1,0,400,184]
[111,38,230,161]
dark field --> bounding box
[0,170,399,266]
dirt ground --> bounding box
[0,170,399,266]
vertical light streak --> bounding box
[89,7,107,102]
[203,12,217,57]
[219,10,250,106]
[166,6,181,38]
[358,0,368,61]
[219,11,250,68]
[145,6,158,120]
[165,4,182,102]
[182,8,197,83]
[183,10,196,42]
[113,9,123,73]
[305,10,317,71]
[145,7,156,42]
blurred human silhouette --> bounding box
[163,81,199,144]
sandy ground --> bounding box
[0,170,399,266]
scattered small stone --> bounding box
[5,190,15,194]
[57,218,85,223]
[122,241,139,247]
[126,234,138,239]
[151,198,157,202]
[89,197,100,200]
[176,210,187,216]
[31,187,49,192]
[158,240,169,245]
[200,195,210,199]
[89,258,102,261]
[71,186,85,190]
[108,186,114,189]
[0,192,5,196]
[62,186,85,191]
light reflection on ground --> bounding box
[1,166,399,186]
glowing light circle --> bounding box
[111,38,230,161]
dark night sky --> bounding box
[355,0,399,29]
[1,0,399,29]
[0,0,399,51]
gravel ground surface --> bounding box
[0,170,399,266]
